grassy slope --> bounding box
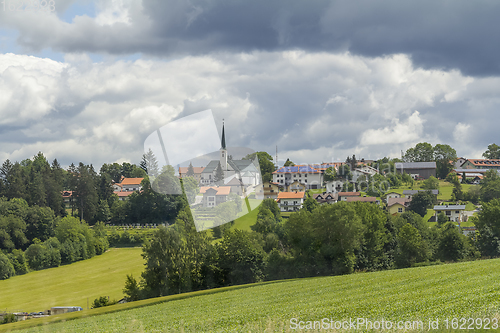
[0,248,144,313]
[5,258,500,332]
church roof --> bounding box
[221,122,226,149]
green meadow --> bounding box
[4,258,500,332]
[0,248,144,314]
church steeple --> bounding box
[221,120,226,149]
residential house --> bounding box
[287,180,307,192]
[387,197,411,215]
[433,204,467,223]
[338,192,361,201]
[225,177,244,196]
[385,191,402,202]
[277,191,306,212]
[115,191,135,201]
[62,191,74,209]
[256,181,280,200]
[454,157,467,169]
[313,192,337,205]
[325,180,344,193]
[178,166,205,183]
[120,178,144,191]
[273,165,323,189]
[395,162,437,179]
[402,189,439,200]
[200,186,231,207]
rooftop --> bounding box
[277,191,306,199]
[395,162,437,169]
[120,178,144,185]
[433,205,466,210]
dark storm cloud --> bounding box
[7,0,500,76]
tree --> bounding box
[243,152,275,183]
[123,274,141,301]
[141,149,160,178]
[421,176,439,190]
[483,143,500,159]
[214,162,224,184]
[480,170,500,202]
[404,142,434,162]
[302,193,319,213]
[475,198,500,256]
[437,222,469,262]
[433,144,457,179]
[408,191,435,217]
[284,158,295,167]
[323,167,336,182]
[92,296,111,308]
[0,253,15,280]
[437,212,448,226]
[395,223,429,267]
[186,162,195,177]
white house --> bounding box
[277,191,306,212]
[433,204,467,223]
[273,165,323,190]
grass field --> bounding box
[0,248,144,314]
[4,258,500,332]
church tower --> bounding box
[220,120,228,172]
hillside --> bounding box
[4,258,500,332]
[0,248,144,314]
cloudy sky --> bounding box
[0,0,499,168]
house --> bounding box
[387,197,411,215]
[354,165,379,177]
[200,186,231,207]
[112,183,122,192]
[338,192,361,201]
[120,178,144,191]
[461,159,500,170]
[433,204,467,223]
[277,191,306,212]
[402,189,439,200]
[385,191,402,202]
[114,191,135,201]
[461,226,477,236]
[286,180,307,192]
[62,191,74,209]
[256,181,280,200]
[395,162,437,179]
[455,157,467,169]
[313,192,337,204]
[200,123,260,186]
[273,165,324,190]
[178,165,205,183]
[325,180,344,193]
[225,177,244,196]
[346,196,378,204]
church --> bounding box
[199,122,260,187]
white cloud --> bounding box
[0,51,498,167]
[360,111,424,145]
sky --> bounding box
[0,0,499,169]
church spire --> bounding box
[221,119,226,149]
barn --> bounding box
[394,162,437,179]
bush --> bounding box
[1,313,17,324]
[91,296,111,308]
[0,252,15,280]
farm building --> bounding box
[50,306,83,316]
[394,162,436,179]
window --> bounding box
[398,207,403,213]
[209,197,214,201]
[455,211,459,214]
[446,211,451,216]
[305,174,307,177]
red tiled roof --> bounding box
[120,178,144,185]
[114,191,134,197]
[178,166,205,174]
[277,191,306,199]
[62,191,74,198]
[199,186,231,195]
